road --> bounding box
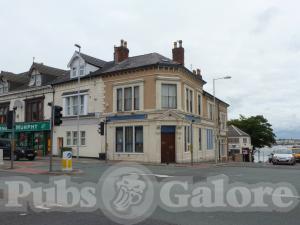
[0,159,299,225]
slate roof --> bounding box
[29,63,68,77]
[79,52,107,68]
[203,90,229,107]
[0,71,29,84]
[228,125,250,137]
[52,52,204,85]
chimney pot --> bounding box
[196,69,201,75]
[172,40,184,65]
[178,40,183,47]
[114,39,129,63]
[193,70,196,74]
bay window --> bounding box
[0,103,9,123]
[25,97,44,122]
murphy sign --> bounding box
[0,121,51,132]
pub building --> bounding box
[0,63,67,156]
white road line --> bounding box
[35,205,51,210]
[128,173,173,178]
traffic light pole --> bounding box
[10,109,16,169]
[49,103,54,172]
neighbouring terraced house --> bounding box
[0,40,229,163]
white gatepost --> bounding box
[0,148,3,165]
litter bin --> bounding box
[99,153,106,160]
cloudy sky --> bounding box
[0,0,299,138]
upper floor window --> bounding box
[243,138,248,144]
[161,84,177,109]
[220,113,227,130]
[64,94,87,116]
[116,86,140,112]
[71,65,85,78]
[228,138,239,143]
[0,103,9,123]
[185,88,193,113]
[208,102,214,120]
[29,74,42,86]
[197,94,202,115]
[0,81,8,93]
[72,67,77,78]
[25,98,44,122]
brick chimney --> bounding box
[172,40,184,65]
[114,39,129,63]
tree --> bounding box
[228,115,276,149]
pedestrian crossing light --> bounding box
[98,122,105,135]
[54,106,63,126]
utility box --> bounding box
[62,151,73,171]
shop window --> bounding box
[25,98,44,122]
[115,126,143,153]
[0,103,9,123]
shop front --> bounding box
[0,121,51,156]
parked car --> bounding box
[272,148,296,165]
[291,146,300,162]
[0,138,36,161]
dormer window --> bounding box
[0,80,8,93]
[29,74,42,86]
[79,65,84,76]
[71,65,85,78]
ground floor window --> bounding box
[199,128,202,151]
[66,131,86,146]
[220,139,226,156]
[115,126,143,153]
[207,129,213,150]
[184,126,192,152]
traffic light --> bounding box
[54,106,63,126]
[6,111,13,129]
[98,122,105,135]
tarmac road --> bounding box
[0,159,299,225]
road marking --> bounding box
[19,213,27,216]
[128,173,173,178]
[35,205,51,210]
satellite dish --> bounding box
[14,100,23,109]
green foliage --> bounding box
[228,115,276,149]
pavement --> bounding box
[0,158,300,225]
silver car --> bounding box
[272,149,296,165]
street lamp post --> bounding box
[75,44,81,159]
[213,76,231,164]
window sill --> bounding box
[114,152,144,155]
